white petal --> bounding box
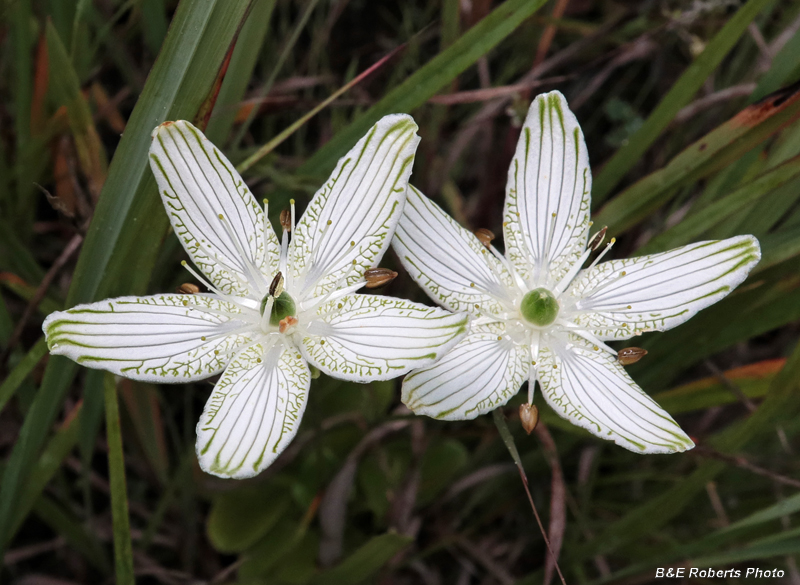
[567,236,761,340]
[149,121,279,296]
[503,91,591,287]
[538,337,693,454]
[291,115,420,299]
[43,294,256,383]
[393,186,517,316]
[402,323,529,420]
[300,294,467,383]
[196,343,310,479]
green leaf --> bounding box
[296,0,548,178]
[0,337,47,416]
[0,0,255,554]
[207,486,291,553]
[592,0,772,203]
[310,532,413,585]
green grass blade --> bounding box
[592,0,771,203]
[296,0,548,178]
[638,153,800,254]
[594,84,800,234]
[311,532,413,585]
[105,374,134,585]
[0,0,255,555]
[0,337,47,415]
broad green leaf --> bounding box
[310,532,413,585]
[207,485,291,553]
[0,0,255,553]
[592,0,771,203]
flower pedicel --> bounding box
[393,91,760,454]
[44,116,467,478]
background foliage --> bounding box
[1,0,800,583]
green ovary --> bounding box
[520,288,559,327]
[261,291,297,326]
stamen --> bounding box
[177,283,200,294]
[555,320,616,356]
[217,213,267,296]
[587,237,616,271]
[474,228,495,248]
[519,403,539,435]
[364,268,397,289]
[528,331,540,404]
[540,212,559,278]
[617,347,647,365]
[588,226,608,251]
[180,261,239,305]
[269,272,285,298]
[280,209,292,232]
[259,296,274,331]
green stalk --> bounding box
[105,374,135,585]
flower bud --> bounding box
[474,228,495,248]
[588,226,608,251]
[617,347,647,365]
[280,209,292,232]
[519,403,539,435]
[177,283,200,294]
[364,268,397,289]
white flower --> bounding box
[44,116,467,478]
[392,91,761,454]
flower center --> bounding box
[520,288,559,327]
[261,291,297,326]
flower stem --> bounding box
[492,407,567,585]
[104,374,135,585]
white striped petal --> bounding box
[402,323,529,420]
[300,294,467,383]
[43,294,255,382]
[196,343,310,479]
[503,91,591,287]
[538,337,693,454]
[149,121,279,296]
[567,236,761,340]
[393,186,517,316]
[291,115,420,299]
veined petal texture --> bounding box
[539,336,694,454]
[503,91,591,286]
[196,343,310,479]
[568,236,761,340]
[393,186,516,316]
[301,294,467,383]
[149,121,279,297]
[402,324,529,420]
[292,115,420,298]
[43,294,255,382]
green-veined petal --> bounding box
[196,343,309,479]
[300,294,467,383]
[538,336,694,454]
[43,294,255,382]
[291,115,420,299]
[149,121,279,296]
[503,91,591,287]
[402,323,529,420]
[393,186,516,316]
[567,235,761,340]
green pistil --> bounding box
[261,291,296,326]
[520,288,559,327]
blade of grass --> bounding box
[0,0,255,555]
[238,46,403,174]
[594,82,800,234]
[592,0,772,204]
[298,0,548,178]
[104,374,134,585]
[232,0,321,148]
[0,337,47,416]
[638,153,800,254]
